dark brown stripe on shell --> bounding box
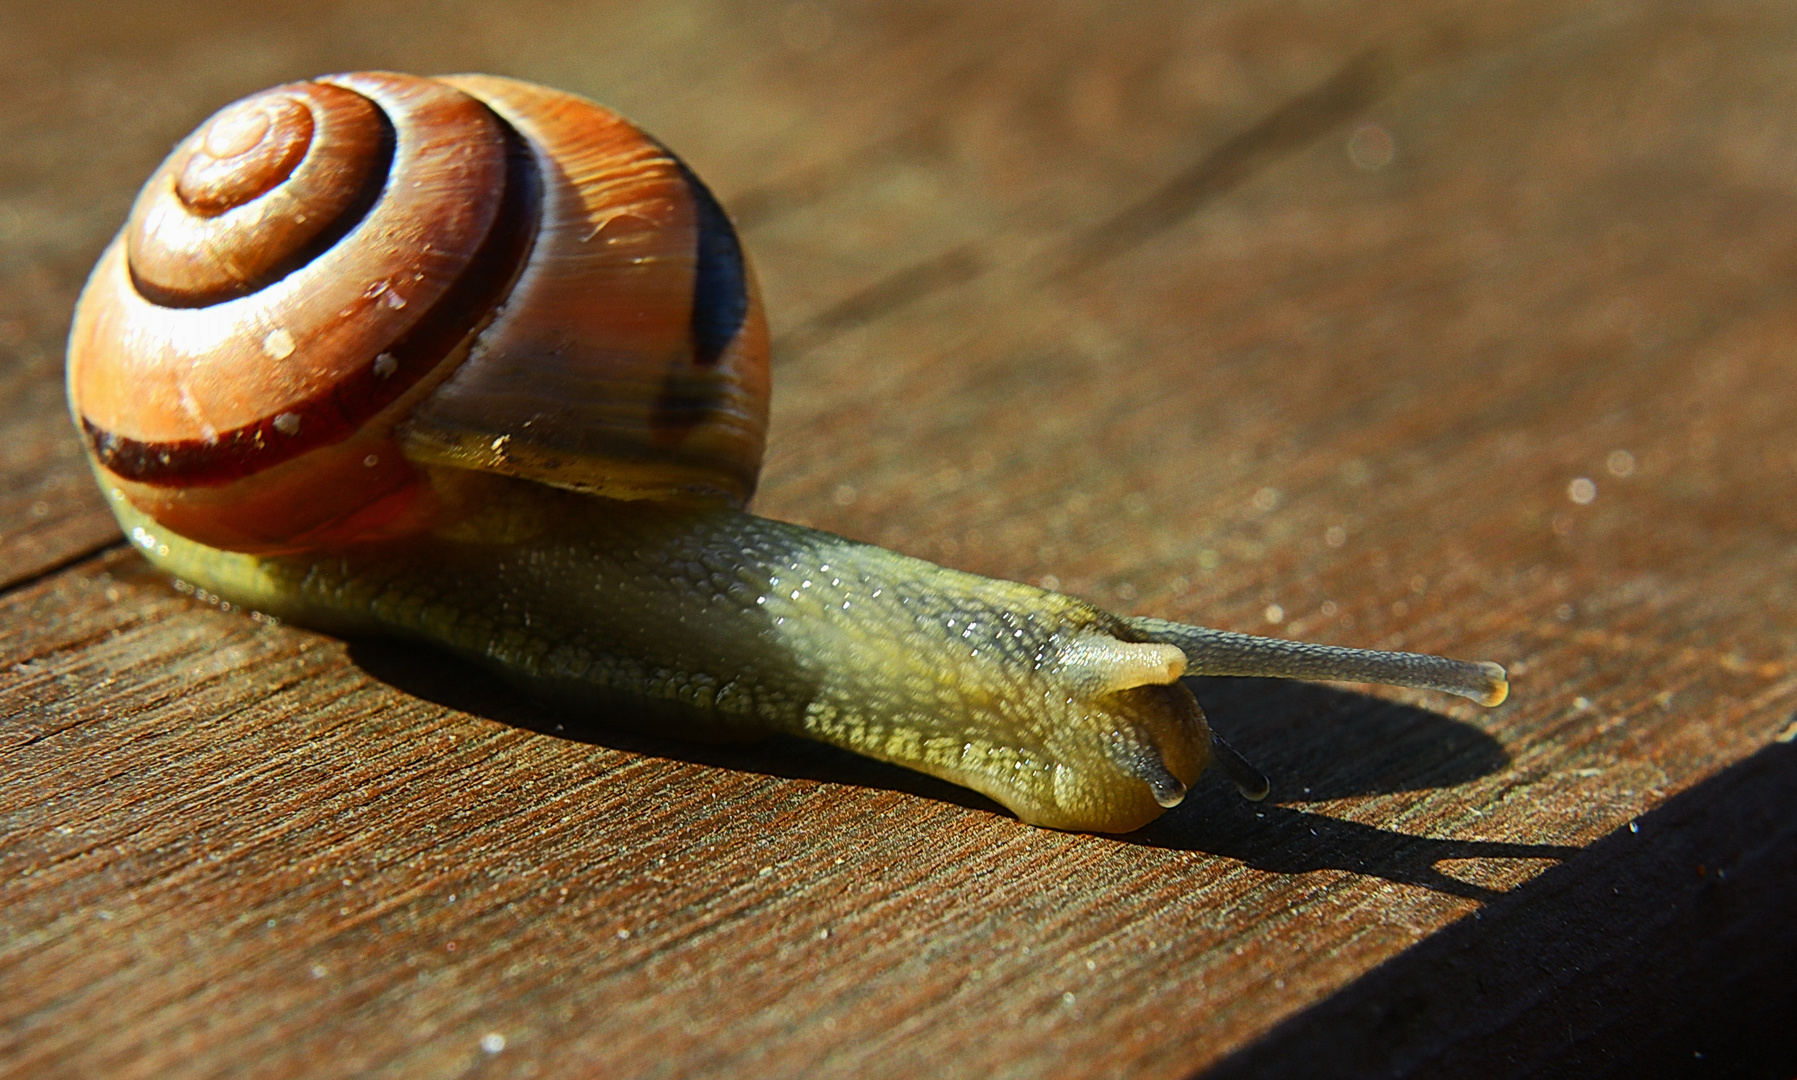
[678,159,749,369]
[85,110,542,487]
[650,159,750,438]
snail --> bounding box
[65,72,1508,833]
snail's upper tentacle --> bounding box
[1125,617,1510,707]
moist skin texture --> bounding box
[104,468,1210,832]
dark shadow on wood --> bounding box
[347,636,1550,903]
[343,636,1009,817]
[1134,780,1578,903]
[1194,740,1797,1079]
[1187,675,1512,800]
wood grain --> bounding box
[4,1,1795,1077]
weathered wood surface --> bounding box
[4,1,1796,1077]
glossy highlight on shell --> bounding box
[68,72,769,555]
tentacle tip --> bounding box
[1150,776,1189,809]
[1234,777,1272,802]
[1208,731,1271,803]
[1111,743,1190,809]
[1474,662,1510,707]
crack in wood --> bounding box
[773,244,984,359]
[0,535,125,598]
[770,49,1397,363]
[1051,49,1396,279]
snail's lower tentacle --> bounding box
[1124,616,1510,707]
[1207,731,1271,802]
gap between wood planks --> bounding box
[0,536,124,599]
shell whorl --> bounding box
[67,73,769,553]
[126,81,395,308]
[400,75,769,510]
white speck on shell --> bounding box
[262,329,295,359]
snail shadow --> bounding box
[348,640,1549,902]
[1127,677,1563,903]
[1184,675,1512,800]
[343,637,1011,817]
[1133,782,1577,904]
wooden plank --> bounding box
[4,0,1796,1076]
[0,365,118,591]
[0,33,134,587]
[1204,740,1797,1076]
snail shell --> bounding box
[68,72,769,554]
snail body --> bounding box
[69,73,1507,833]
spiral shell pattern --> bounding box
[67,73,768,552]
